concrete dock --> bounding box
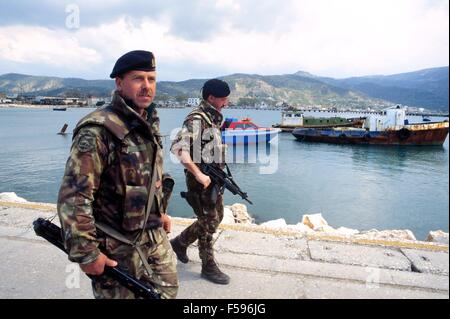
[0,201,448,299]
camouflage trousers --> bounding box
[178,184,224,264]
[92,227,179,299]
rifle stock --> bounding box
[33,218,161,299]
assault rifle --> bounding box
[33,217,161,299]
[200,163,253,205]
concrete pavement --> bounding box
[0,201,448,299]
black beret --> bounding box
[110,50,155,78]
[202,79,230,98]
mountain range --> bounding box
[0,66,448,111]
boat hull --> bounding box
[222,129,280,145]
[292,122,449,146]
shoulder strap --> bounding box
[141,156,159,239]
[95,221,135,246]
[188,109,213,127]
[74,106,130,141]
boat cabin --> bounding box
[222,118,260,130]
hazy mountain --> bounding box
[0,73,115,97]
[320,67,449,111]
[1,66,448,111]
[158,73,392,109]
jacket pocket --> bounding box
[122,185,147,231]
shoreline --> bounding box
[0,104,94,109]
[1,192,448,251]
[1,103,448,116]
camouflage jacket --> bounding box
[170,100,227,188]
[57,91,164,264]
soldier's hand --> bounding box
[195,172,211,189]
[161,214,172,233]
[80,252,118,275]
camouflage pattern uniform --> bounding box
[170,100,227,266]
[57,91,178,299]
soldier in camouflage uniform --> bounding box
[170,79,231,285]
[57,50,178,299]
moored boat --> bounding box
[222,118,280,145]
[292,107,449,146]
[272,110,364,132]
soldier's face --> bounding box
[208,96,229,111]
[116,70,156,112]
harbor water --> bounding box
[0,107,448,239]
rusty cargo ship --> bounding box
[292,107,449,146]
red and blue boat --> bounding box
[221,117,280,145]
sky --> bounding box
[0,0,448,81]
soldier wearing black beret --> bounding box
[201,79,231,100]
[170,79,232,285]
[57,50,179,299]
[110,50,156,79]
[109,50,158,114]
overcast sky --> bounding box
[0,0,448,81]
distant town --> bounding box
[0,92,447,116]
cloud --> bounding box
[0,0,298,41]
[0,0,448,80]
[0,25,101,67]
[287,0,450,77]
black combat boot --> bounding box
[170,237,189,264]
[201,260,230,285]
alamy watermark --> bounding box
[65,263,81,289]
[365,267,380,289]
[65,4,80,29]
